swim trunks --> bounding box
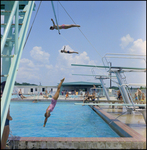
[67,51,70,53]
[5,119,9,126]
[47,98,57,112]
[62,24,65,29]
[138,95,141,99]
[118,93,121,99]
[19,94,22,96]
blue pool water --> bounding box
[69,95,80,98]
[9,101,120,137]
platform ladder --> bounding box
[1,1,35,138]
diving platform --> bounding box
[71,61,146,122]
[1,1,35,138]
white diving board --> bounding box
[74,103,146,107]
[71,64,146,71]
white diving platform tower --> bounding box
[1,1,35,138]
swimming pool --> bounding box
[9,101,120,137]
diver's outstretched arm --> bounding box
[51,18,56,27]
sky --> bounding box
[1,1,146,87]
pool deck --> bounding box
[8,96,146,149]
[11,95,118,101]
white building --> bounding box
[13,85,57,95]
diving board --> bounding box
[72,74,116,78]
[75,103,146,107]
[71,64,146,71]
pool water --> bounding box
[9,101,120,137]
[69,95,81,98]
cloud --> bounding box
[129,39,146,54]
[120,34,134,49]
[16,46,54,84]
[17,58,40,83]
[20,58,36,68]
[52,46,98,83]
[30,46,50,64]
[56,45,96,69]
[17,67,40,80]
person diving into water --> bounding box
[43,78,65,127]
[50,18,80,30]
[60,46,79,54]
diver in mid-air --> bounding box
[50,18,80,30]
[60,46,79,54]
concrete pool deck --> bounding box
[8,97,146,149]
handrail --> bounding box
[102,53,146,69]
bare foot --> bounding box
[61,78,65,82]
[7,115,13,120]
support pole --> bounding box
[115,72,132,104]
[99,78,110,101]
[51,1,60,34]
[14,1,19,54]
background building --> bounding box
[13,85,57,95]
[60,81,102,95]
[13,81,103,95]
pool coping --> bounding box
[11,98,84,101]
[8,105,146,149]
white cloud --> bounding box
[17,67,39,79]
[52,47,98,83]
[17,58,40,83]
[30,46,50,64]
[20,58,36,68]
[16,45,55,84]
[16,46,54,84]
[56,46,96,69]
[129,39,146,54]
[120,34,134,49]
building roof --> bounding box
[14,85,57,88]
[61,81,101,86]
